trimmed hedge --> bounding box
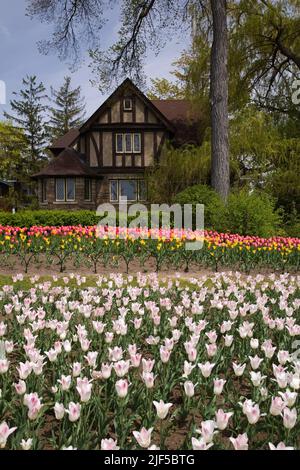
[0,209,161,228]
[0,210,100,227]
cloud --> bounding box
[0,23,10,38]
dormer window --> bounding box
[123,98,132,111]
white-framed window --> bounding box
[110,180,118,202]
[84,178,92,201]
[116,134,123,153]
[123,98,132,111]
[66,178,75,201]
[55,178,76,202]
[115,133,141,154]
[109,179,147,203]
[42,179,47,202]
[133,133,141,153]
[120,180,137,201]
[55,178,65,201]
[125,134,132,153]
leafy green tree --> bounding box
[48,76,86,141]
[230,0,300,111]
[4,75,48,173]
[0,121,27,181]
[147,77,185,100]
[146,143,211,204]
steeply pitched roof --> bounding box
[49,128,80,150]
[151,99,203,146]
[80,78,175,133]
[47,79,203,153]
[150,100,197,123]
[33,148,96,177]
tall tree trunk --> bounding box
[210,0,230,201]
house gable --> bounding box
[80,78,175,132]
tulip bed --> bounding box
[0,225,300,274]
[0,272,300,450]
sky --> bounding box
[0,0,190,119]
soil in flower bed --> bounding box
[0,254,297,276]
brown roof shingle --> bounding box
[150,100,198,122]
[34,148,96,177]
[49,128,80,150]
[151,100,203,146]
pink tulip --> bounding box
[142,372,155,389]
[58,375,72,391]
[215,409,233,430]
[153,400,172,419]
[191,437,213,450]
[243,401,261,425]
[85,351,98,368]
[92,321,106,333]
[0,359,9,374]
[224,335,233,347]
[249,355,263,370]
[160,346,171,363]
[198,362,215,378]
[101,438,120,450]
[66,402,81,422]
[0,322,7,337]
[54,403,65,420]
[232,362,246,377]
[72,362,82,377]
[101,363,113,379]
[76,377,93,402]
[289,374,300,390]
[270,397,286,416]
[113,360,130,377]
[63,340,72,353]
[206,330,217,344]
[17,361,32,380]
[250,338,259,349]
[183,361,195,378]
[115,379,129,398]
[283,408,297,430]
[269,442,294,450]
[206,343,217,357]
[80,338,91,352]
[229,433,249,450]
[142,358,155,373]
[278,390,297,408]
[250,371,265,387]
[187,346,197,362]
[277,351,290,365]
[184,380,195,397]
[261,340,276,359]
[130,353,142,368]
[105,332,114,343]
[213,378,226,395]
[14,380,26,395]
[24,393,43,420]
[45,349,59,363]
[133,318,142,329]
[133,427,153,448]
[20,438,33,450]
[197,420,217,444]
[4,341,14,353]
[0,421,17,449]
[108,346,123,362]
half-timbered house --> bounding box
[34,78,200,209]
